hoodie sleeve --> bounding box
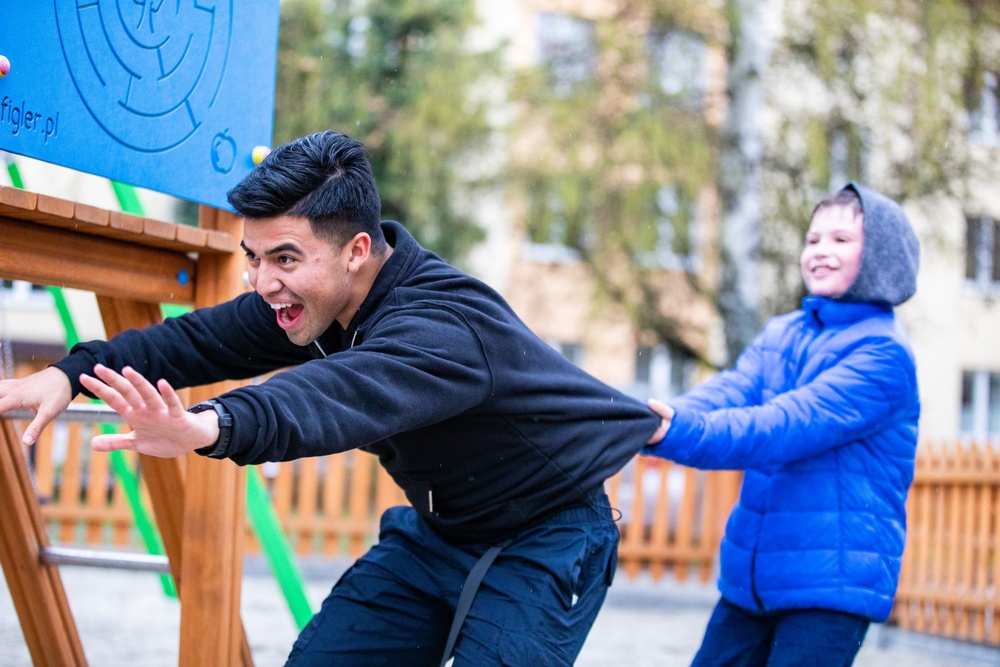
[51,292,311,396]
[645,336,915,470]
[211,304,493,465]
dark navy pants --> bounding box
[692,597,871,667]
[284,496,619,666]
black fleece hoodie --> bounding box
[55,221,660,543]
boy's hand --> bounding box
[647,398,675,444]
[79,364,219,458]
[0,366,73,446]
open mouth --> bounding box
[811,266,835,278]
[271,302,305,328]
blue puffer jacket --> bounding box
[645,296,919,621]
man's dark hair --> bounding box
[811,186,863,221]
[228,131,387,253]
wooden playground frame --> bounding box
[0,183,255,666]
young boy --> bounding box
[644,182,921,666]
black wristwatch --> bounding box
[188,399,233,459]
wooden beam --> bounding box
[0,420,88,666]
[180,206,253,667]
[0,216,195,304]
[0,185,235,255]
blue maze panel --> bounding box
[0,1,279,210]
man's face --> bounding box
[800,204,864,298]
[242,215,356,346]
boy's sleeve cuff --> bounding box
[641,407,704,461]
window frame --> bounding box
[960,369,1000,442]
[968,70,1000,146]
[535,11,598,98]
[645,27,708,112]
[635,343,695,400]
[0,280,52,310]
[634,184,701,273]
[965,215,1000,294]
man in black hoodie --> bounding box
[0,131,662,666]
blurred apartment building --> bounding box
[2,1,998,446]
[478,0,1000,445]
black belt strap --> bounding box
[439,538,513,667]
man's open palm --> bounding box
[80,365,218,458]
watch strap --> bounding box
[188,399,234,459]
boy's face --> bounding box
[800,204,864,298]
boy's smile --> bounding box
[800,204,864,298]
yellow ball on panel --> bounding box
[252,145,271,165]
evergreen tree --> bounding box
[275,0,503,262]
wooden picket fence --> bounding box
[607,457,742,582]
[15,415,741,581]
[891,442,1000,645]
[8,412,1000,648]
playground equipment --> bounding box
[0,4,292,665]
[7,156,314,627]
[0,185,250,665]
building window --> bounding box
[965,216,1000,291]
[536,12,597,97]
[535,192,571,245]
[523,185,589,263]
[547,339,584,366]
[634,185,699,272]
[969,71,999,146]
[960,370,1000,441]
[828,124,869,189]
[646,28,706,111]
[635,343,694,399]
[0,280,50,305]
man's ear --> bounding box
[345,232,372,272]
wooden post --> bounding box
[178,206,252,666]
[0,419,88,666]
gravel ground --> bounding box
[1,557,997,666]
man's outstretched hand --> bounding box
[80,364,219,458]
[646,397,675,445]
[0,366,73,446]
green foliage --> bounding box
[274,0,503,262]
[508,1,720,361]
[775,0,995,201]
[513,22,711,236]
[758,0,999,316]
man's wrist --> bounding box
[188,399,233,459]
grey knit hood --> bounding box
[838,181,920,306]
